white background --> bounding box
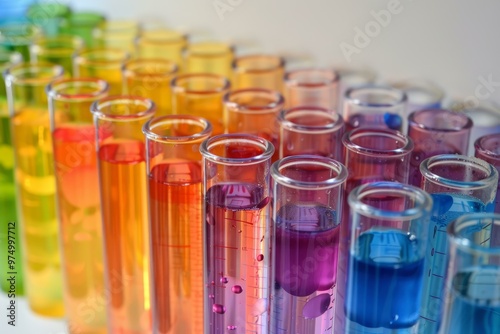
[2,0,500,333]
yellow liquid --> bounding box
[11,107,64,317]
[125,77,172,117]
[75,65,123,95]
[173,94,225,135]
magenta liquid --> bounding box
[205,183,271,334]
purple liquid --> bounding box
[205,183,271,334]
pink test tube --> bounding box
[278,106,344,161]
[407,109,472,187]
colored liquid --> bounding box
[125,76,172,117]
[149,161,203,334]
[173,94,225,136]
[99,140,151,333]
[346,112,403,132]
[76,65,122,95]
[0,110,24,295]
[205,183,271,334]
[53,125,106,333]
[419,193,493,333]
[272,203,339,334]
[409,148,461,188]
[11,107,63,316]
[345,230,424,330]
[445,266,500,334]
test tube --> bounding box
[144,115,212,334]
[475,133,500,212]
[74,48,130,95]
[123,58,178,116]
[48,78,109,333]
[232,55,285,92]
[418,154,498,334]
[200,134,274,334]
[224,88,283,161]
[340,181,432,333]
[0,22,40,61]
[184,42,234,78]
[284,68,339,110]
[92,96,155,333]
[441,213,500,334]
[4,62,65,316]
[335,67,376,114]
[135,29,187,68]
[407,109,472,187]
[392,79,444,113]
[278,106,344,161]
[171,73,230,135]
[0,50,23,296]
[93,20,141,52]
[59,11,106,46]
[30,35,84,76]
[270,155,347,333]
[26,2,71,36]
[343,85,407,132]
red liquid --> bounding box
[99,140,151,334]
[149,161,203,334]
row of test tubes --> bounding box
[1,2,500,334]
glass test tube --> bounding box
[278,106,344,161]
[59,11,106,47]
[284,68,339,110]
[232,55,285,92]
[392,79,444,113]
[74,48,130,95]
[341,181,432,333]
[418,154,498,334]
[441,213,500,334]
[184,42,234,78]
[30,35,84,76]
[0,22,40,61]
[270,155,347,334]
[407,109,472,188]
[4,62,65,316]
[0,49,23,295]
[224,88,283,161]
[123,58,178,116]
[136,29,187,68]
[343,85,407,132]
[336,67,376,115]
[475,134,500,212]
[171,73,230,135]
[26,1,71,36]
[48,78,109,334]
[200,134,274,334]
[93,20,141,52]
[92,96,155,333]
[144,115,212,334]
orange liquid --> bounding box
[99,140,151,333]
[53,125,107,334]
[173,94,225,135]
[149,161,203,334]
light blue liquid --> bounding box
[418,193,494,334]
[445,266,500,334]
[344,230,425,333]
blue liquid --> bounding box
[446,267,500,334]
[345,230,424,329]
[419,193,494,333]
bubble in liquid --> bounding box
[232,285,243,294]
[251,298,268,316]
[257,254,264,261]
[209,294,215,299]
[212,304,226,314]
[302,293,331,319]
[227,325,237,330]
[220,277,228,284]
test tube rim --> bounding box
[122,57,178,79]
[185,41,234,58]
[344,84,407,108]
[284,67,339,87]
[30,34,84,58]
[420,154,499,190]
[408,108,473,133]
[3,61,64,86]
[474,133,500,161]
[348,181,433,221]
[448,212,500,254]
[171,72,230,95]
[200,133,274,165]
[46,77,110,102]
[232,54,285,74]
[342,127,414,157]
[278,106,344,134]
[136,28,188,45]
[392,78,444,106]
[60,11,106,28]
[270,155,348,190]
[143,114,212,142]
[73,47,130,69]
[223,88,284,114]
[91,95,156,122]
